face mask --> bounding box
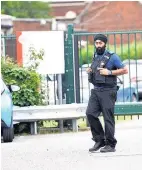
[95,45,106,55]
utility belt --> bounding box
[93,85,119,91]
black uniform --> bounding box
[86,50,118,148]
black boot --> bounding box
[89,141,105,152]
[100,145,116,153]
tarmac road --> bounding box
[1,119,142,170]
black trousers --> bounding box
[86,88,117,148]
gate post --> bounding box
[65,24,75,104]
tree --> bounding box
[1,1,52,18]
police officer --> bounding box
[86,34,128,153]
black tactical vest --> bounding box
[89,51,117,87]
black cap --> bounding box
[94,34,107,44]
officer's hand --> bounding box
[86,68,92,73]
[98,68,109,75]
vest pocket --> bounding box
[105,76,117,85]
[94,71,106,84]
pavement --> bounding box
[1,118,142,170]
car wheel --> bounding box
[3,127,13,143]
[132,94,137,102]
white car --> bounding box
[47,59,142,104]
[118,60,142,100]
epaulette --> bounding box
[106,50,114,55]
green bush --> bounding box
[1,58,44,106]
[79,41,142,65]
[79,45,94,65]
[109,41,142,60]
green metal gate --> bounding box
[65,24,142,104]
[1,28,142,107]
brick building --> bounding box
[2,1,142,59]
[13,19,52,34]
[12,1,142,33]
[50,1,142,44]
[50,1,142,31]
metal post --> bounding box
[65,24,75,104]
[72,119,78,132]
[63,24,75,129]
[57,74,64,133]
[30,122,37,135]
[57,74,63,104]
[73,35,80,103]
[34,122,37,135]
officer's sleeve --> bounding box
[113,54,125,69]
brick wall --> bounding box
[12,1,142,44]
[13,21,51,34]
[51,5,85,17]
[75,1,142,31]
[75,1,142,44]
[13,2,142,34]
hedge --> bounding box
[79,41,142,65]
[1,57,45,106]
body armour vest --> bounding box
[89,51,117,87]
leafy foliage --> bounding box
[79,41,142,65]
[1,46,47,106]
[1,57,43,106]
[1,1,52,18]
[26,46,44,71]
